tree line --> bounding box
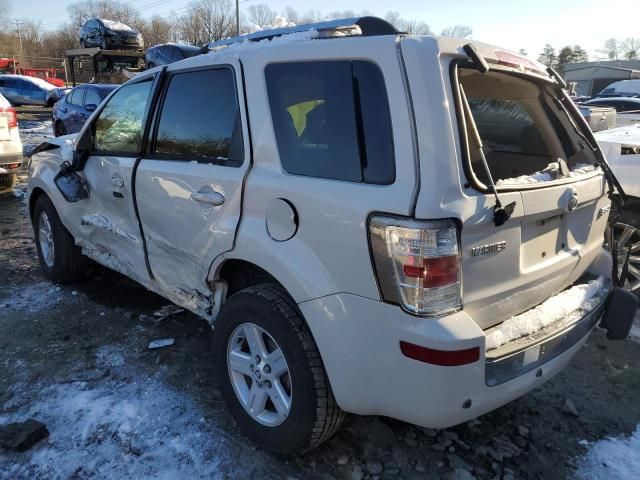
[537,37,640,72]
[0,0,472,64]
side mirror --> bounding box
[85,103,97,112]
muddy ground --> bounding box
[1,108,639,479]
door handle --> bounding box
[190,191,225,206]
[110,175,125,188]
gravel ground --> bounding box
[1,108,639,479]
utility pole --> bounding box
[235,0,240,36]
[14,20,24,60]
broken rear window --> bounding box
[456,67,598,189]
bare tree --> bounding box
[441,25,472,39]
[282,6,300,24]
[176,0,234,45]
[66,0,141,29]
[402,19,432,35]
[384,11,402,28]
[137,16,174,48]
[247,4,276,27]
[620,38,640,61]
[598,38,619,60]
[299,9,323,24]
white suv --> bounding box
[0,93,22,190]
[26,17,635,455]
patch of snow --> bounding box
[496,162,597,187]
[0,379,231,479]
[250,16,296,33]
[0,282,64,313]
[485,277,607,351]
[210,28,318,55]
[573,425,640,480]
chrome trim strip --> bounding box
[485,295,608,387]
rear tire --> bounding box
[33,194,87,283]
[213,284,345,455]
[0,173,15,190]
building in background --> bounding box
[564,61,640,97]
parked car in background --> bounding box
[79,18,144,51]
[52,84,117,136]
[595,124,640,294]
[27,17,634,455]
[145,43,204,68]
[0,93,22,190]
[0,74,64,106]
[595,79,640,98]
[582,97,640,127]
[577,104,617,132]
[0,58,16,73]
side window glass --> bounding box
[94,79,153,154]
[84,88,102,107]
[153,68,243,164]
[71,88,85,106]
[265,61,395,184]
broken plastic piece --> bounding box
[148,338,175,349]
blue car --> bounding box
[52,84,117,136]
[0,74,66,107]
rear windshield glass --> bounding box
[457,68,598,188]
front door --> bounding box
[135,62,250,313]
[78,76,157,282]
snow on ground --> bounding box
[0,282,64,314]
[19,119,54,156]
[495,162,597,187]
[630,310,640,345]
[485,277,607,350]
[573,426,640,480]
[0,376,231,479]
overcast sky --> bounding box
[8,0,640,59]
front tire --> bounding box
[213,284,345,455]
[33,194,87,283]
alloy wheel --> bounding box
[608,222,640,293]
[38,211,55,268]
[227,323,292,427]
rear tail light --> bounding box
[0,106,17,128]
[369,216,462,316]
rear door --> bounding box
[135,61,250,311]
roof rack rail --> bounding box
[207,16,400,51]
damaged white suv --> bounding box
[27,17,636,455]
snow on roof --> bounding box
[574,425,640,479]
[0,74,56,90]
[208,29,319,56]
[100,19,136,32]
[594,123,640,148]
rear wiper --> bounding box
[459,84,516,226]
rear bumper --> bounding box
[0,152,23,174]
[299,291,607,429]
